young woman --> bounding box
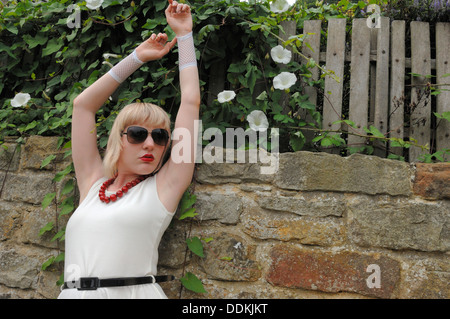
[58,0,199,299]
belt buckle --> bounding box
[77,277,100,290]
[149,275,156,284]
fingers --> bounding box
[149,33,169,44]
[166,0,190,14]
[167,37,178,51]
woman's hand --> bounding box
[165,0,193,37]
[135,33,177,63]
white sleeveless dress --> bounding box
[58,174,175,299]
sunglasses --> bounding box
[122,126,169,146]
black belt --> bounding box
[62,275,175,291]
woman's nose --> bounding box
[142,134,155,149]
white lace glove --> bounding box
[108,49,144,83]
[177,32,197,71]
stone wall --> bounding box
[0,136,448,299]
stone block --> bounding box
[196,148,275,185]
[0,172,54,205]
[413,163,450,199]
[257,191,346,217]
[266,245,400,298]
[241,208,344,246]
[198,232,261,282]
[0,245,41,289]
[401,257,450,299]
[195,192,242,224]
[158,223,191,269]
[274,152,412,196]
[19,136,69,171]
[348,196,450,252]
[16,204,61,249]
[0,201,22,241]
[0,142,21,172]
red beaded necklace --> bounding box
[99,175,147,203]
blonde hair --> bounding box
[103,103,171,178]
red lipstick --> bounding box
[140,154,154,162]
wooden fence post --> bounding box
[322,18,346,154]
[373,16,390,157]
[409,21,431,162]
[435,22,450,161]
[348,19,371,152]
[300,19,322,145]
[389,20,406,157]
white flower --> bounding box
[217,90,236,103]
[86,0,103,10]
[273,72,297,90]
[102,61,114,68]
[103,53,120,60]
[11,93,31,107]
[270,45,292,64]
[247,110,269,132]
[270,0,290,13]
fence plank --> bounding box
[348,19,371,151]
[322,19,346,141]
[409,21,431,162]
[389,20,406,157]
[369,28,377,128]
[301,20,322,106]
[301,20,322,144]
[435,22,450,161]
[373,17,390,157]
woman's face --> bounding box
[116,123,168,177]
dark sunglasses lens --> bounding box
[127,126,148,144]
[151,129,169,146]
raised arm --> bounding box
[72,33,176,202]
[157,0,201,211]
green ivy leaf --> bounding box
[51,230,65,242]
[41,256,55,270]
[180,272,207,294]
[364,125,385,138]
[434,111,450,122]
[54,252,65,263]
[41,192,56,210]
[178,190,197,220]
[59,202,74,217]
[53,164,73,182]
[40,154,56,169]
[61,179,74,195]
[42,38,64,57]
[186,236,204,258]
[39,221,54,236]
[320,136,335,147]
[289,131,305,151]
[179,207,198,220]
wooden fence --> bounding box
[207,18,450,162]
[297,18,450,161]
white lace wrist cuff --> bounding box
[108,49,144,83]
[177,32,197,71]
